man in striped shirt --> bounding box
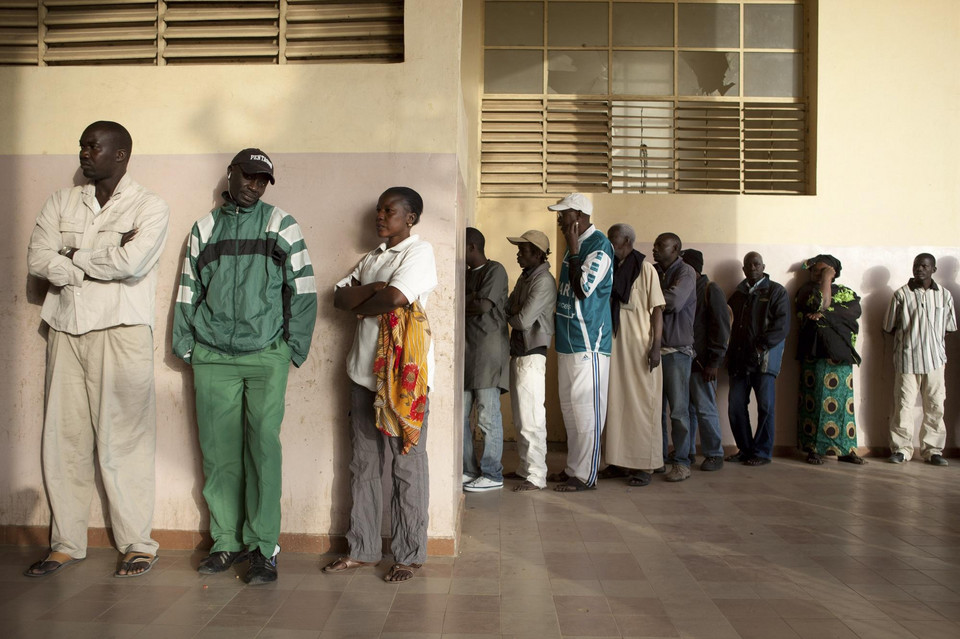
[884,254,956,465]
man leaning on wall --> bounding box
[173,149,318,585]
[25,121,170,579]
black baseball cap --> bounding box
[230,148,275,184]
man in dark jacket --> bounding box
[462,227,510,492]
[725,252,789,466]
[681,250,730,471]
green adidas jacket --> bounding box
[173,198,317,367]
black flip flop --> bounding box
[23,555,82,578]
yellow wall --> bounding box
[0,0,467,551]
[476,0,960,449]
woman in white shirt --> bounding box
[325,187,438,583]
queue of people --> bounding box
[22,125,956,587]
[464,193,957,497]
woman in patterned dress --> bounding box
[795,254,866,465]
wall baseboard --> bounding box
[770,445,958,459]
[0,525,457,556]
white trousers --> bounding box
[889,366,947,460]
[510,354,548,488]
[558,352,610,486]
[43,326,159,558]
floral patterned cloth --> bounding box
[797,358,858,456]
[374,301,431,454]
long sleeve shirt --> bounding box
[655,257,696,352]
[27,174,170,334]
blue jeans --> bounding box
[728,372,777,460]
[688,372,723,458]
[463,388,504,481]
[660,352,692,467]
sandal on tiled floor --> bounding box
[115,552,157,578]
[384,563,421,582]
[322,556,376,573]
[23,551,82,578]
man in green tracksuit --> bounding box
[173,149,317,584]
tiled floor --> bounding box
[3,451,959,638]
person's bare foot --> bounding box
[115,552,157,577]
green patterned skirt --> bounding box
[797,358,858,456]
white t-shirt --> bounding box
[335,234,438,391]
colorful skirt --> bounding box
[797,358,858,456]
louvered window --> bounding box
[0,0,402,65]
[0,1,40,64]
[482,0,810,195]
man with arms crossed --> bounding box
[653,233,696,482]
[26,121,169,578]
[505,230,556,491]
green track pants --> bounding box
[192,339,291,559]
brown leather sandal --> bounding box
[322,556,376,573]
[384,562,421,582]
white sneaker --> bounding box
[463,476,503,492]
[462,473,478,484]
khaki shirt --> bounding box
[27,174,170,335]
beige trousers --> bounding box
[889,366,947,461]
[43,326,159,558]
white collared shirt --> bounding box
[26,174,170,335]
[336,234,438,391]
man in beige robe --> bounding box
[603,224,665,486]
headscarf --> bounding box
[804,254,842,279]
[611,249,645,337]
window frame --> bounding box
[480,0,812,196]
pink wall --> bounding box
[1,151,462,544]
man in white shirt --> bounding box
[25,121,169,578]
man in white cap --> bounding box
[504,229,557,491]
[547,194,614,492]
